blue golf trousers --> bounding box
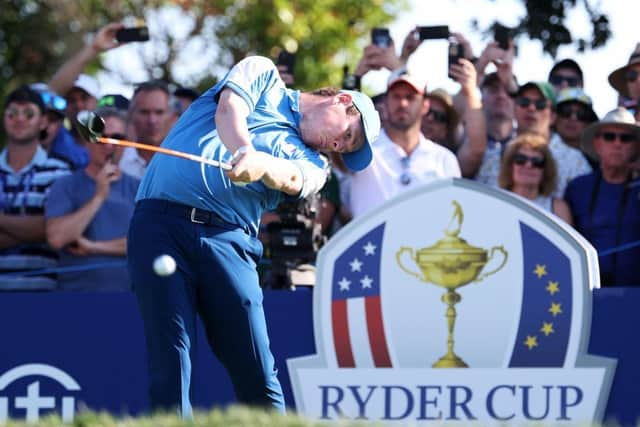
[127,199,285,416]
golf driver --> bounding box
[75,110,232,170]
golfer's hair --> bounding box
[311,87,359,116]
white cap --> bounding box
[71,74,100,99]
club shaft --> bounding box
[96,137,232,170]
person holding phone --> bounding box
[45,106,139,291]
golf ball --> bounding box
[153,254,176,276]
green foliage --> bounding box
[477,0,611,58]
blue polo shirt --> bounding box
[137,56,327,236]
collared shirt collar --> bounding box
[0,145,48,174]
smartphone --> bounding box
[448,41,464,79]
[276,50,296,74]
[494,24,511,50]
[418,25,450,41]
[115,26,150,43]
[371,28,392,48]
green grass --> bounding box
[1,406,628,427]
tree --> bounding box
[477,0,611,58]
[0,0,405,101]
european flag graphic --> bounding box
[509,222,572,367]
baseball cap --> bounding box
[29,83,67,117]
[71,74,100,99]
[339,90,381,172]
[97,94,130,111]
[555,87,598,122]
[516,81,556,106]
[5,85,46,113]
[386,68,426,95]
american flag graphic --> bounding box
[331,223,392,368]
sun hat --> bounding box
[608,43,640,98]
[581,107,640,160]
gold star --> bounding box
[524,335,538,349]
[546,281,560,295]
[549,302,563,317]
[534,264,547,278]
[541,322,555,336]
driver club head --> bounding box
[75,110,105,143]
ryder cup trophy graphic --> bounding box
[396,201,508,368]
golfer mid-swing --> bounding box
[127,55,380,415]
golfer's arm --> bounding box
[215,88,252,154]
[46,195,104,249]
[0,214,46,243]
[261,158,304,196]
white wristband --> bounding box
[232,145,252,161]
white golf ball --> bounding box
[153,254,176,276]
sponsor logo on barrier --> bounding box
[0,364,81,422]
[288,179,616,423]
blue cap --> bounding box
[339,90,380,172]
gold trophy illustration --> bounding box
[396,201,508,368]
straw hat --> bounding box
[608,43,640,98]
[581,107,640,160]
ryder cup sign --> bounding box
[288,178,615,424]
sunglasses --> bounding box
[427,109,448,124]
[513,153,545,168]
[4,106,39,120]
[549,74,580,87]
[556,104,592,122]
[40,92,67,112]
[102,133,126,140]
[515,97,548,111]
[596,131,637,144]
[624,69,640,83]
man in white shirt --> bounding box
[349,69,461,218]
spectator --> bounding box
[31,85,89,169]
[45,107,139,291]
[608,43,640,104]
[0,86,70,290]
[349,68,460,218]
[548,58,584,92]
[421,88,460,153]
[498,133,571,223]
[119,80,174,179]
[475,81,591,197]
[565,108,640,287]
[553,88,599,166]
[554,88,598,147]
[458,38,517,178]
[173,86,199,116]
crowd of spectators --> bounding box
[2,22,640,289]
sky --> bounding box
[98,0,633,118]
[367,0,634,118]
